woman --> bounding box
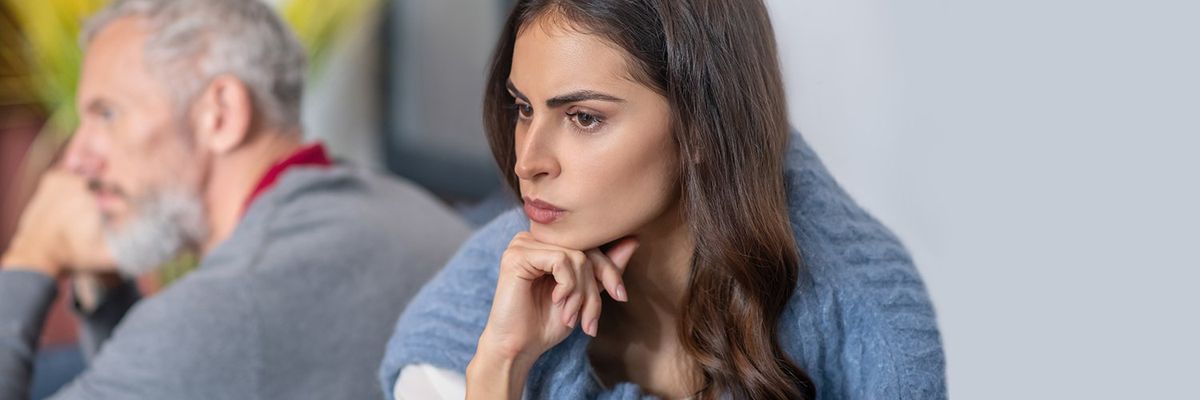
[380,0,946,399]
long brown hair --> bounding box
[483,1,814,398]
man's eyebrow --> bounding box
[83,98,110,113]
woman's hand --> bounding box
[467,231,639,399]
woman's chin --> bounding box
[529,223,618,251]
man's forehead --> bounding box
[78,16,164,108]
[84,16,152,62]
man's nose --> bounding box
[62,126,105,179]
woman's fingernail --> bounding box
[588,318,599,336]
[615,284,628,302]
[567,312,578,328]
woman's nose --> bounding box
[513,122,561,181]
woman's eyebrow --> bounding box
[506,79,625,108]
[545,90,625,108]
[506,80,530,103]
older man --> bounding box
[0,0,469,398]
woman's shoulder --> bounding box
[781,128,935,318]
[398,207,527,308]
[442,207,529,273]
[780,130,946,399]
[378,208,528,398]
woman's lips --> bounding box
[523,197,566,224]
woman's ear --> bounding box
[192,75,254,155]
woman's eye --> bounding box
[568,111,602,130]
[514,103,533,119]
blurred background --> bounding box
[1,0,1196,398]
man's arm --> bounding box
[0,269,59,400]
[0,171,124,398]
[1,262,255,400]
[47,273,257,399]
[71,275,141,360]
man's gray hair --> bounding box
[82,0,307,130]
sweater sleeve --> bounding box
[379,210,656,400]
[379,209,525,400]
[0,269,58,400]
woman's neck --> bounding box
[590,204,702,398]
[617,208,693,329]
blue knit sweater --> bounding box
[379,131,947,399]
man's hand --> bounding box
[1,170,115,278]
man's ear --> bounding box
[193,75,254,155]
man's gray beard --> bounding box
[103,189,208,278]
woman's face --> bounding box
[509,16,678,250]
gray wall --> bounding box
[385,0,505,199]
[765,0,1200,398]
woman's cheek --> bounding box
[529,205,631,250]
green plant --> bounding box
[3,0,106,137]
[4,0,377,135]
